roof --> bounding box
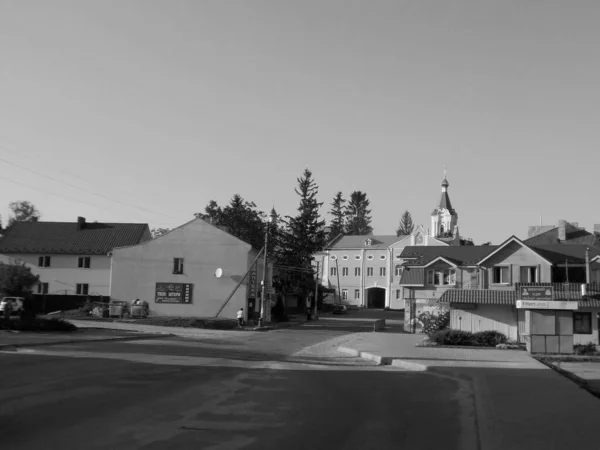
[436,191,454,213]
[440,289,516,305]
[524,223,600,247]
[477,235,554,266]
[399,268,424,286]
[0,221,150,255]
[400,246,498,266]
[327,235,408,250]
[529,245,600,265]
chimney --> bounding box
[77,216,86,230]
[558,220,567,242]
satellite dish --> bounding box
[215,268,223,278]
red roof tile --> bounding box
[0,221,150,255]
[440,289,516,305]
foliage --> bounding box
[396,210,415,237]
[482,241,492,246]
[150,227,170,238]
[344,191,373,235]
[8,200,41,227]
[429,329,508,347]
[0,262,40,296]
[472,330,508,347]
[327,191,346,242]
[0,317,77,332]
[574,342,599,356]
[460,238,474,246]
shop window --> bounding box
[573,312,592,334]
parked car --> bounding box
[0,297,25,314]
[331,304,347,315]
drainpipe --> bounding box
[585,247,591,284]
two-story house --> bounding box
[400,236,600,344]
[0,217,151,297]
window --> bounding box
[380,267,386,276]
[427,269,456,286]
[520,266,537,283]
[76,283,89,295]
[396,289,401,299]
[354,289,360,299]
[342,255,349,260]
[355,267,361,277]
[330,255,337,260]
[365,239,372,246]
[342,267,349,276]
[573,312,592,334]
[78,256,91,268]
[367,267,374,277]
[342,289,348,300]
[354,255,361,260]
[380,255,386,260]
[493,266,509,284]
[38,256,51,267]
[330,267,337,276]
[37,283,49,294]
[395,265,402,276]
[367,255,374,260]
[173,258,184,274]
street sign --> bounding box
[516,300,578,310]
[155,283,194,304]
[519,286,553,300]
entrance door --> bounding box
[367,288,386,309]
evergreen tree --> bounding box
[328,191,346,242]
[344,191,373,235]
[396,210,415,236]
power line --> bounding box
[0,154,185,223]
[0,175,174,228]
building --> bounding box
[400,236,600,345]
[525,220,600,248]
[0,217,150,296]
[318,175,460,309]
[109,217,272,321]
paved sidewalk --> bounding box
[338,332,545,369]
[552,361,600,396]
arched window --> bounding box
[440,224,445,233]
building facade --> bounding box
[400,236,600,345]
[318,175,460,309]
[110,218,272,321]
[0,217,150,297]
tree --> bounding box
[151,228,170,238]
[0,262,40,297]
[8,201,41,226]
[327,191,346,242]
[460,238,474,246]
[344,191,373,235]
[195,200,222,224]
[396,210,415,237]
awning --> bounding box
[399,268,424,286]
[439,289,516,305]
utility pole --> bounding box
[313,260,320,321]
[258,220,270,328]
[335,257,341,305]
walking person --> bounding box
[237,307,245,328]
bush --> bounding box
[473,330,508,347]
[429,329,477,346]
[0,317,77,332]
[574,342,599,356]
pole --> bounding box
[335,257,341,305]
[585,247,590,284]
[258,222,269,328]
[215,247,264,318]
[313,260,320,320]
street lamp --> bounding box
[258,210,277,328]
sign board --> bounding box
[249,270,257,298]
[519,286,553,300]
[516,300,578,310]
[155,283,193,304]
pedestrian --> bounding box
[306,296,312,321]
[237,307,245,328]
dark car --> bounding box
[331,305,347,315]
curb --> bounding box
[536,358,600,400]
[0,333,172,351]
[338,345,429,370]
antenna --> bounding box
[540,215,542,226]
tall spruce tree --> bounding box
[396,210,415,236]
[328,191,346,242]
[344,191,373,235]
[280,169,326,269]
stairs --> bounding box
[422,311,450,335]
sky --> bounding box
[1,0,599,244]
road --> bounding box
[0,317,471,450]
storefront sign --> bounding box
[155,283,193,304]
[249,270,257,298]
[519,286,553,300]
[516,300,578,310]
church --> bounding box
[317,174,461,309]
